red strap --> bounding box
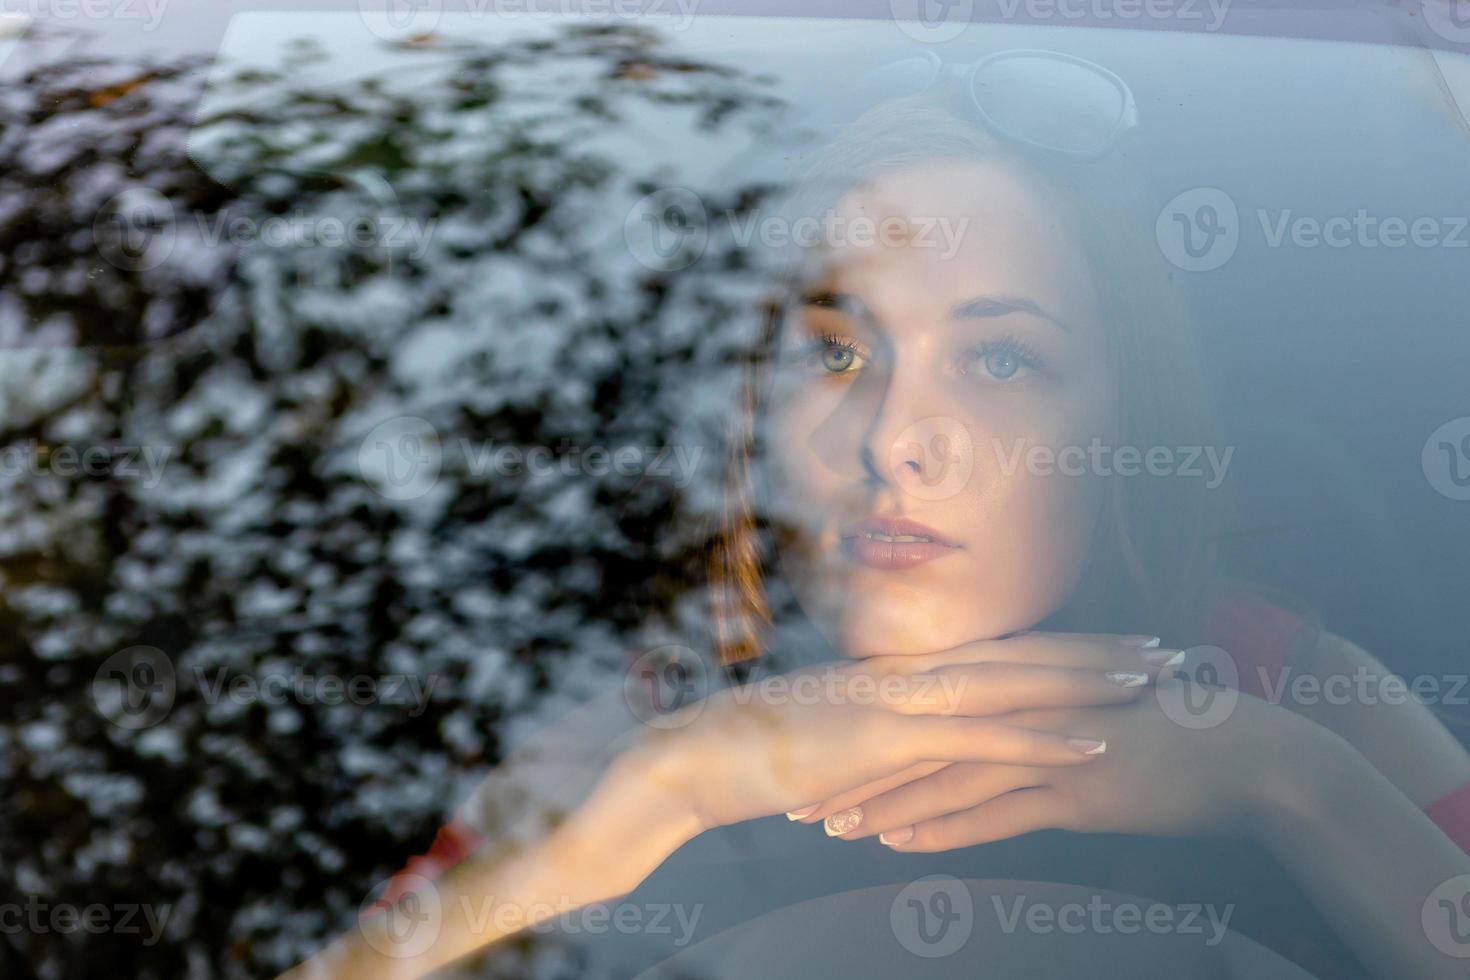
[363,817,485,918]
[1426,780,1470,854]
[1206,592,1305,701]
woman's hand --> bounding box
[800,677,1319,849]
[648,632,1181,833]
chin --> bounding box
[828,597,1031,659]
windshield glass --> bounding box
[2,3,1469,978]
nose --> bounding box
[859,362,976,502]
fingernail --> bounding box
[1068,737,1108,756]
[1105,670,1150,688]
[1120,635,1162,648]
[785,806,817,821]
[1142,648,1185,668]
[879,826,915,845]
[824,807,863,836]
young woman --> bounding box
[286,55,1470,980]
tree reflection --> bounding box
[0,20,786,978]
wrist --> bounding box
[1244,711,1368,853]
[554,731,705,880]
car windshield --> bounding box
[3,3,1470,978]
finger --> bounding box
[790,761,949,824]
[884,662,1154,717]
[860,632,1183,678]
[881,786,1071,852]
[825,762,1045,840]
[895,715,1110,767]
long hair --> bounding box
[708,86,1232,666]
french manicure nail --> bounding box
[1105,670,1150,687]
[1141,648,1185,668]
[1068,737,1108,756]
[824,807,863,836]
[1120,635,1162,648]
[880,826,915,845]
[785,806,817,821]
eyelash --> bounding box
[798,331,1046,380]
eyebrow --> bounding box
[801,289,1072,335]
[950,294,1071,333]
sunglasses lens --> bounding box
[971,54,1128,154]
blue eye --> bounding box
[983,349,1021,380]
[802,333,867,375]
[968,336,1044,383]
[819,343,858,373]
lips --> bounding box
[840,515,960,570]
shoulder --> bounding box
[1281,626,1470,807]
[1201,584,1470,807]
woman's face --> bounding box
[764,157,1116,658]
